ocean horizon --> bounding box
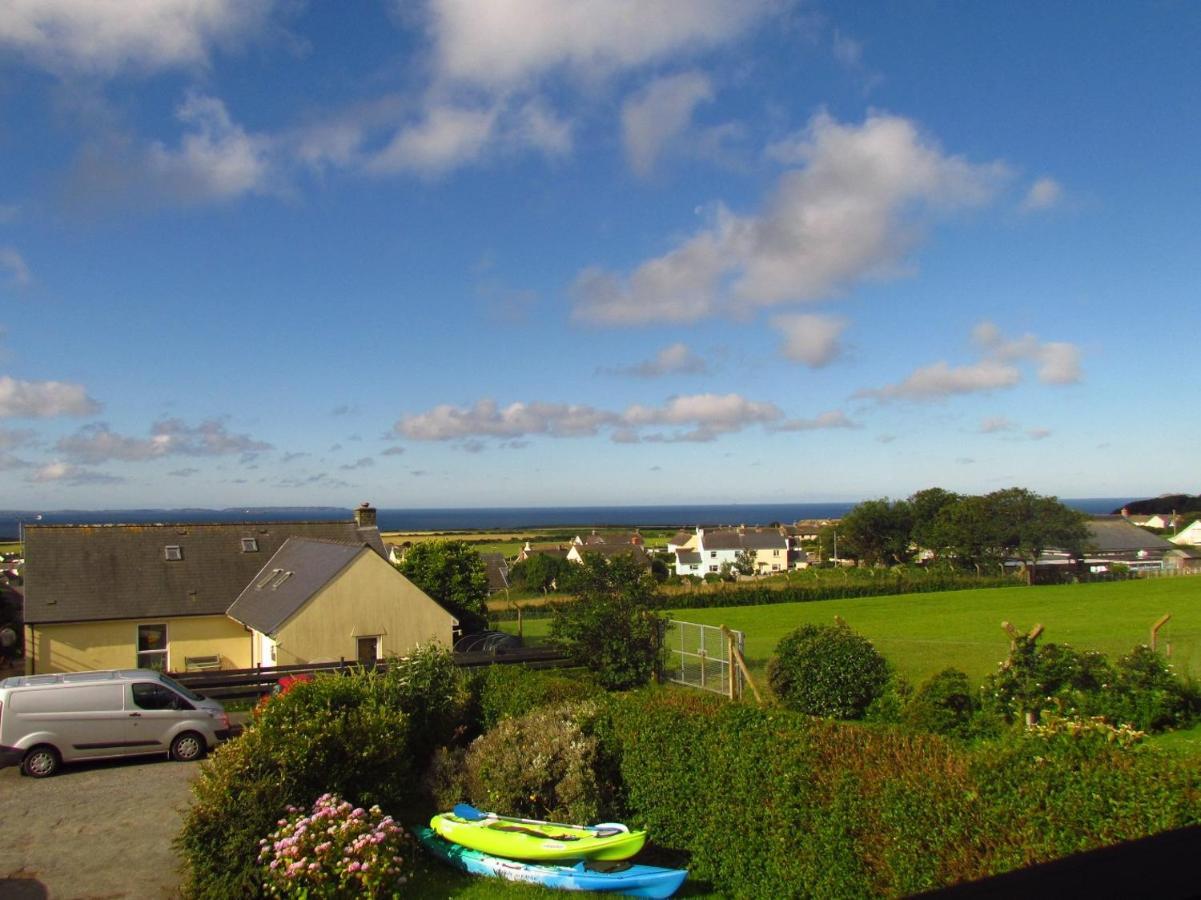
[0,497,1133,539]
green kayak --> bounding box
[431,806,647,862]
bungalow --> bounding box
[1170,520,1201,547]
[565,539,651,569]
[20,504,452,674]
[227,537,456,667]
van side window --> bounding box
[132,682,190,711]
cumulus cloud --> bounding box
[0,0,278,75]
[573,112,1009,325]
[366,104,499,176]
[606,343,709,377]
[146,93,276,201]
[771,313,847,367]
[856,322,1081,402]
[1021,177,1064,212]
[0,247,32,288]
[621,71,713,177]
[30,461,123,485]
[424,0,778,88]
[0,375,99,418]
[55,418,270,463]
[395,391,849,446]
[771,410,857,431]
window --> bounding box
[689,564,699,571]
[132,682,189,710]
[241,538,258,552]
[709,564,719,572]
[357,636,380,667]
[710,551,717,558]
[773,549,780,556]
[164,545,182,561]
[137,623,168,671]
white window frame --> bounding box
[136,622,169,671]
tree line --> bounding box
[828,487,1089,572]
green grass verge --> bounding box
[502,577,1201,685]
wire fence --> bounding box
[663,619,745,699]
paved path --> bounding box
[0,755,199,899]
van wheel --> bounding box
[22,745,60,778]
[170,731,206,762]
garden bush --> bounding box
[256,793,419,897]
[768,622,889,719]
[903,668,976,739]
[178,648,468,898]
[428,700,612,825]
[474,663,603,731]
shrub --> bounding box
[550,555,663,690]
[475,664,602,731]
[256,793,418,897]
[768,622,889,719]
[903,669,975,739]
[1105,645,1201,732]
[980,636,1115,725]
[436,701,611,825]
[178,649,467,898]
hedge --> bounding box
[590,690,1201,897]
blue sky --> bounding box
[1,1,1198,510]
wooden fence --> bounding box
[169,646,571,700]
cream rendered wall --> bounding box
[25,614,252,674]
[273,550,455,665]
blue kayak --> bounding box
[415,826,687,898]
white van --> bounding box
[0,668,230,777]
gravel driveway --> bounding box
[0,754,200,899]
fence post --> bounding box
[1151,613,1171,652]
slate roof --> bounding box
[698,528,788,552]
[1084,517,1177,554]
[479,552,510,593]
[676,550,702,565]
[24,519,386,625]
[226,538,367,636]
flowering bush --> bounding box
[258,793,417,898]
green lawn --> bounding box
[502,577,1201,685]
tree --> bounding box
[907,487,961,556]
[838,498,915,565]
[733,548,757,576]
[397,540,489,631]
[511,553,569,593]
[549,554,662,690]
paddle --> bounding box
[452,803,628,838]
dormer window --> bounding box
[164,545,183,561]
[241,538,258,552]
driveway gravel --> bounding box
[0,754,199,899]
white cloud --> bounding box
[0,247,32,288]
[1021,177,1064,212]
[0,375,99,418]
[30,461,122,484]
[393,391,847,445]
[573,112,1009,324]
[56,418,270,463]
[1027,427,1052,440]
[0,0,278,75]
[621,71,713,177]
[0,427,35,449]
[607,343,709,377]
[424,0,779,88]
[856,322,1081,402]
[771,313,847,367]
[366,104,499,176]
[146,93,276,201]
[771,410,857,431]
[979,416,1017,433]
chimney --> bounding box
[354,502,377,528]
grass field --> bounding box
[504,577,1201,686]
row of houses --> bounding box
[18,503,459,675]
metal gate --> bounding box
[664,619,745,699]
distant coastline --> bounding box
[0,498,1132,541]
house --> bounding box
[19,503,446,675]
[1083,517,1177,567]
[668,526,790,576]
[515,542,570,563]
[1163,547,1201,573]
[1170,520,1201,547]
[565,538,651,569]
[479,552,511,593]
[227,537,456,667]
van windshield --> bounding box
[156,672,205,702]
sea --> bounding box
[0,498,1131,539]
